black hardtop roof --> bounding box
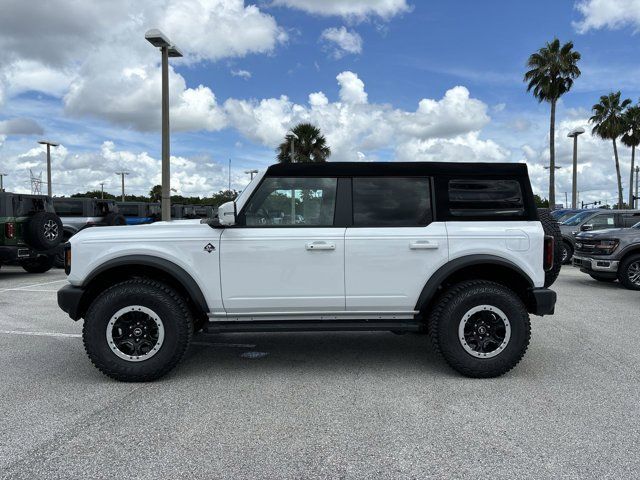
[0,191,52,201]
[265,161,530,177]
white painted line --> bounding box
[0,329,81,338]
[0,279,68,293]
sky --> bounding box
[1,0,640,204]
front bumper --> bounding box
[528,288,556,316]
[573,255,619,273]
[57,284,84,320]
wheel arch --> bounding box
[75,255,209,321]
[415,255,535,315]
[618,246,640,263]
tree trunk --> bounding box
[548,100,556,209]
[613,139,624,208]
[629,145,636,209]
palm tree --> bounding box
[590,92,631,209]
[524,39,581,208]
[621,104,640,208]
[276,123,331,163]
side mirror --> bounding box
[580,224,593,232]
[217,201,236,226]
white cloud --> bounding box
[574,0,640,33]
[336,71,368,104]
[320,27,363,58]
[231,69,252,79]
[272,0,411,21]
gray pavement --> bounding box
[0,265,638,479]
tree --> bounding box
[149,185,162,202]
[590,91,632,209]
[524,38,581,208]
[276,123,331,163]
[533,194,549,208]
[621,104,640,208]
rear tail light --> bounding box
[4,222,15,239]
[64,243,71,275]
[544,235,554,271]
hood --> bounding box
[576,227,639,239]
[70,220,212,245]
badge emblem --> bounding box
[204,243,215,253]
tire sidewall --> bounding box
[26,212,63,250]
[84,282,191,378]
[618,254,640,290]
[437,283,530,374]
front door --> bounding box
[220,176,345,315]
[345,177,448,313]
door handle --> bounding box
[306,241,336,251]
[409,240,438,250]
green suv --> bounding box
[0,192,64,273]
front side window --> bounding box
[589,213,615,230]
[449,179,524,217]
[353,177,431,227]
[243,177,337,226]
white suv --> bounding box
[58,162,559,381]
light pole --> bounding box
[0,173,7,192]
[145,29,183,221]
[567,127,585,209]
[38,140,59,197]
[99,182,105,199]
[244,169,258,180]
[115,172,129,202]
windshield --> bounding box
[633,222,640,229]
[562,210,596,226]
[557,211,580,222]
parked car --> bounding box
[58,161,560,382]
[172,204,216,219]
[0,192,63,273]
[559,209,640,264]
[116,202,161,225]
[556,209,590,223]
[573,221,640,289]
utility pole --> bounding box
[0,173,6,192]
[38,140,59,197]
[563,192,568,209]
[145,29,183,222]
[99,182,105,199]
[115,172,129,202]
[228,158,231,192]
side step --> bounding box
[205,319,422,334]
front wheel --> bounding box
[561,241,573,265]
[428,280,531,378]
[83,279,193,381]
[618,254,640,291]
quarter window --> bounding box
[352,177,431,227]
[448,179,524,217]
[53,200,84,216]
[244,177,337,226]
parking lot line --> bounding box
[0,329,81,338]
[0,279,68,293]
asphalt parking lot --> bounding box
[0,266,638,479]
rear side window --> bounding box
[448,179,524,217]
[352,177,431,227]
[53,200,84,216]
[621,212,640,227]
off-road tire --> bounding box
[103,212,127,226]
[428,280,531,378]
[24,212,63,250]
[561,241,574,265]
[538,208,562,287]
[83,279,193,381]
[20,255,54,273]
[588,273,616,283]
[617,254,640,291]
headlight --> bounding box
[596,239,619,253]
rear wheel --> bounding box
[83,279,193,381]
[428,280,530,378]
[618,254,640,290]
[20,255,54,273]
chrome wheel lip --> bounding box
[628,261,640,286]
[458,305,511,359]
[106,305,165,362]
[43,219,59,241]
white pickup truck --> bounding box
[58,162,559,381]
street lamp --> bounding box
[145,29,183,221]
[287,130,298,162]
[244,169,258,180]
[0,173,7,192]
[38,140,59,197]
[567,127,585,209]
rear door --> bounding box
[345,177,448,313]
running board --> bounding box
[204,319,422,334]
